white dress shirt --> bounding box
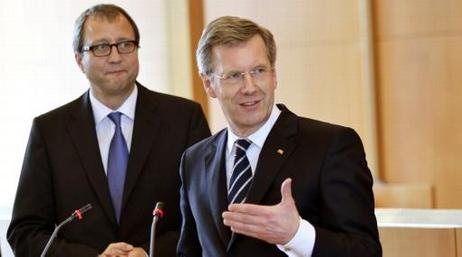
[225,105,315,257]
[89,86,137,173]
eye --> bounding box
[93,44,110,52]
[253,67,267,75]
[118,41,134,50]
[226,72,243,80]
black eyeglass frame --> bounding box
[81,40,139,57]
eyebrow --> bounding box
[87,37,134,45]
[222,64,269,74]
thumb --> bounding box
[280,178,294,205]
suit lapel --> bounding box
[247,105,298,204]
[66,91,116,224]
[228,105,298,248]
[122,84,160,211]
[206,130,231,247]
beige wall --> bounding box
[380,227,459,257]
[373,0,462,208]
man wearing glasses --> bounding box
[177,16,381,257]
[7,4,210,257]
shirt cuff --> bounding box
[276,217,315,257]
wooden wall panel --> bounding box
[373,0,462,208]
[374,183,434,208]
[188,0,208,115]
[379,227,457,257]
[457,228,462,257]
[375,0,462,37]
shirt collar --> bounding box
[89,85,138,124]
[227,105,281,151]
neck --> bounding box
[228,124,261,138]
[90,86,134,110]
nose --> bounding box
[108,45,122,62]
[240,73,257,94]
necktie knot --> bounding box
[235,139,251,158]
[108,112,123,127]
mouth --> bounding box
[239,100,260,107]
[106,70,126,75]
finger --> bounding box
[280,178,294,204]
[226,218,282,244]
[228,219,268,235]
[222,210,266,227]
[228,203,272,215]
[104,242,134,256]
[112,242,134,251]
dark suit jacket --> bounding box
[7,83,211,257]
[178,104,381,257]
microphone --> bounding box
[149,202,165,257]
[40,204,92,257]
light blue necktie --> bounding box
[228,139,253,204]
[107,112,128,223]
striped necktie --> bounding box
[228,139,253,204]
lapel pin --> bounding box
[277,149,284,155]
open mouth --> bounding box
[241,100,259,106]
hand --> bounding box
[222,178,300,245]
[127,247,148,257]
[98,242,134,257]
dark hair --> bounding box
[73,4,140,53]
[196,16,276,75]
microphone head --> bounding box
[153,202,165,218]
[73,204,92,220]
[79,204,93,214]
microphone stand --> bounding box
[40,204,92,257]
[149,202,164,257]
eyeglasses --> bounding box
[213,66,273,86]
[82,40,139,57]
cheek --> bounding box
[128,56,139,68]
[82,59,100,73]
[221,90,238,104]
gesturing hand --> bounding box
[222,178,300,245]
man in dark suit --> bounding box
[7,4,210,257]
[177,16,381,257]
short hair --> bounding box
[196,16,277,75]
[73,4,140,53]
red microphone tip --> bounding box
[153,208,164,218]
[74,210,83,220]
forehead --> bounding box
[82,15,135,43]
[211,35,269,72]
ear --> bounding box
[75,53,85,73]
[200,73,217,98]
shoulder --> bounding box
[299,116,357,137]
[138,84,202,111]
[277,104,362,145]
[33,92,88,125]
[183,129,224,155]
